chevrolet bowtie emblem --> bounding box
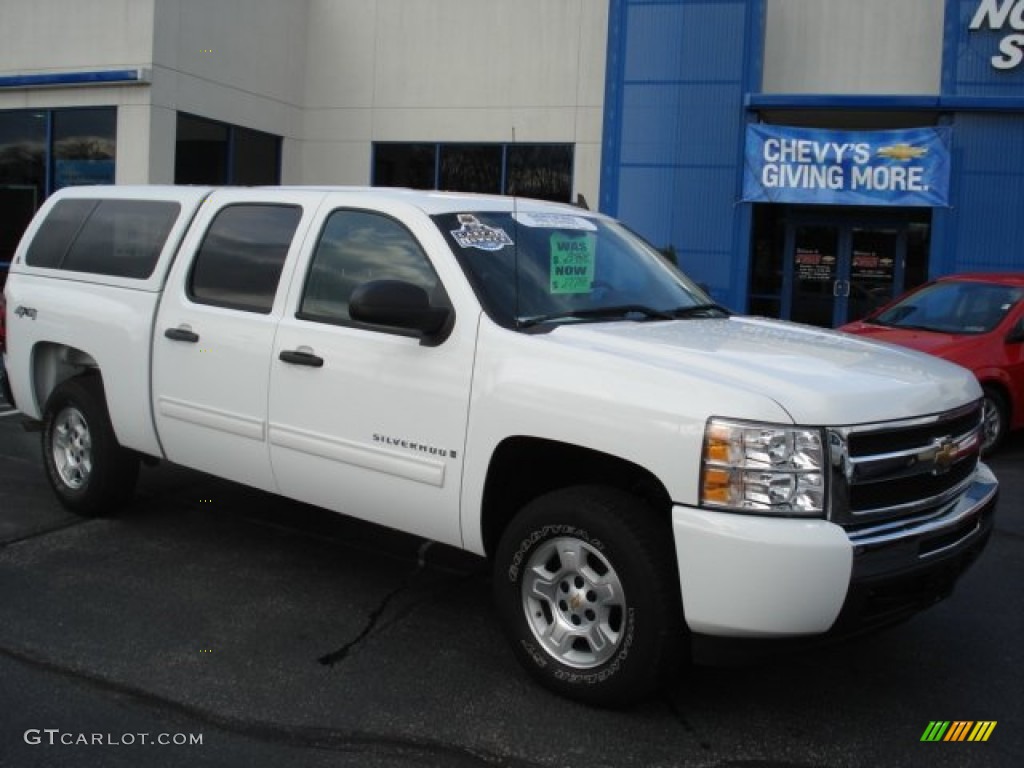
[877,143,928,161]
[932,437,957,474]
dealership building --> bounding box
[1,0,1021,325]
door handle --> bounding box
[164,327,200,343]
[14,306,37,319]
[279,349,324,368]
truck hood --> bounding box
[544,316,980,425]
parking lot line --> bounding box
[0,409,20,418]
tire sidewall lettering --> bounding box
[507,524,594,581]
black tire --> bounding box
[0,360,14,407]
[493,485,685,707]
[42,375,139,517]
[981,386,1009,456]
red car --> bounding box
[840,273,1024,454]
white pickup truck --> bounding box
[2,185,998,705]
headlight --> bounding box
[701,418,826,517]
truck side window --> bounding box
[188,204,301,314]
[26,199,180,279]
[299,209,444,327]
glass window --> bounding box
[440,145,502,194]
[25,199,180,278]
[0,107,118,274]
[1,111,48,268]
[434,211,712,329]
[374,144,436,189]
[506,145,572,202]
[52,108,116,190]
[175,113,281,185]
[62,200,180,278]
[300,209,442,327]
[189,205,301,313]
[0,186,38,273]
[175,114,229,185]
[232,126,281,186]
[25,198,98,269]
[374,142,575,202]
[0,110,46,199]
[875,280,1023,335]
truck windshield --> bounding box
[432,211,723,330]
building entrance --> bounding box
[749,206,931,328]
[787,221,904,327]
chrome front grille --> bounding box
[827,401,984,531]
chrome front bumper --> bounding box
[829,462,998,633]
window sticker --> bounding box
[513,212,597,232]
[450,214,514,251]
[550,233,595,294]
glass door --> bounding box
[788,224,840,327]
[783,220,908,327]
[846,227,901,322]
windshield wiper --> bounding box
[669,303,731,318]
[518,304,674,329]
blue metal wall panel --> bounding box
[623,3,747,82]
[620,83,741,166]
[601,0,765,309]
[944,0,1024,95]
[936,113,1024,274]
[936,1,1024,276]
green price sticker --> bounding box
[550,233,596,294]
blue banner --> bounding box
[742,125,951,207]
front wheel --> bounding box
[493,486,684,706]
[42,375,139,516]
[981,386,1009,456]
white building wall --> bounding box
[1,0,606,200]
[148,0,308,182]
[299,0,608,201]
[0,0,155,74]
[762,0,945,94]
[0,0,157,184]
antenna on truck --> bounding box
[512,125,522,329]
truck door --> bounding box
[267,204,476,548]
[152,190,321,491]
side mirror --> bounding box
[349,280,452,339]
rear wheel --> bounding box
[980,386,1009,456]
[493,485,684,706]
[42,375,139,516]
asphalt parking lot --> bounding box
[0,393,1021,768]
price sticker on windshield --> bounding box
[514,212,597,231]
[550,233,595,294]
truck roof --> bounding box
[46,184,597,218]
[274,185,596,217]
